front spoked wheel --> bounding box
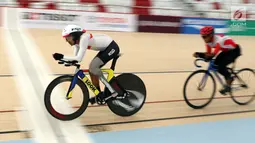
[105,73,146,116]
[230,68,255,105]
[44,75,90,121]
[183,70,216,109]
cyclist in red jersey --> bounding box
[193,26,242,95]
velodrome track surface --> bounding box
[1,29,255,141]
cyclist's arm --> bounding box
[223,39,237,48]
[213,43,221,55]
[206,44,211,54]
[73,45,78,56]
[63,34,90,62]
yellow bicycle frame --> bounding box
[66,69,115,99]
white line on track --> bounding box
[3,8,59,143]
[19,26,94,143]
[3,7,94,143]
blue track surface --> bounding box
[1,117,255,143]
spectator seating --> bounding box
[0,0,254,19]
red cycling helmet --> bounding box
[200,26,214,35]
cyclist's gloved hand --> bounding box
[70,60,78,64]
[53,53,64,60]
[193,52,199,58]
[194,52,205,58]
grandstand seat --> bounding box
[2,0,254,19]
[212,2,221,10]
[58,3,93,11]
[28,2,57,9]
[133,0,151,15]
[150,0,183,16]
[100,0,133,13]
[80,0,106,12]
[17,0,30,8]
[46,2,57,9]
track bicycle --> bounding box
[44,54,147,121]
[183,58,255,109]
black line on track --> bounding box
[1,109,255,135]
[0,130,29,134]
[84,109,255,127]
[0,74,17,77]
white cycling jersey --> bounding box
[63,33,113,62]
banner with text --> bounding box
[227,20,255,36]
[17,8,136,32]
[82,12,137,32]
[17,8,83,29]
[137,15,181,33]
[180,17,229,34]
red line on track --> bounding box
[0,96,234,113]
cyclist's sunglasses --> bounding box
[201,34,211,39]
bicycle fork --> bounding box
[198,72,209,91]
[66,70,95,100]
[66,74,79,100]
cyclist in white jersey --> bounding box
[193,26,241,95]
[52,24,120,104]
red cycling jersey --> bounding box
[206,34,237,55]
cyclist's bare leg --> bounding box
[89,72,101,92]
[226,77,234,86]
[89,57,117,103]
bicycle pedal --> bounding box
[219,91,227,95]
[97,100,106,105]
[241,84,248,88]
[89,96,105,105]
[219,89,231,95]
[89,98,96,105]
